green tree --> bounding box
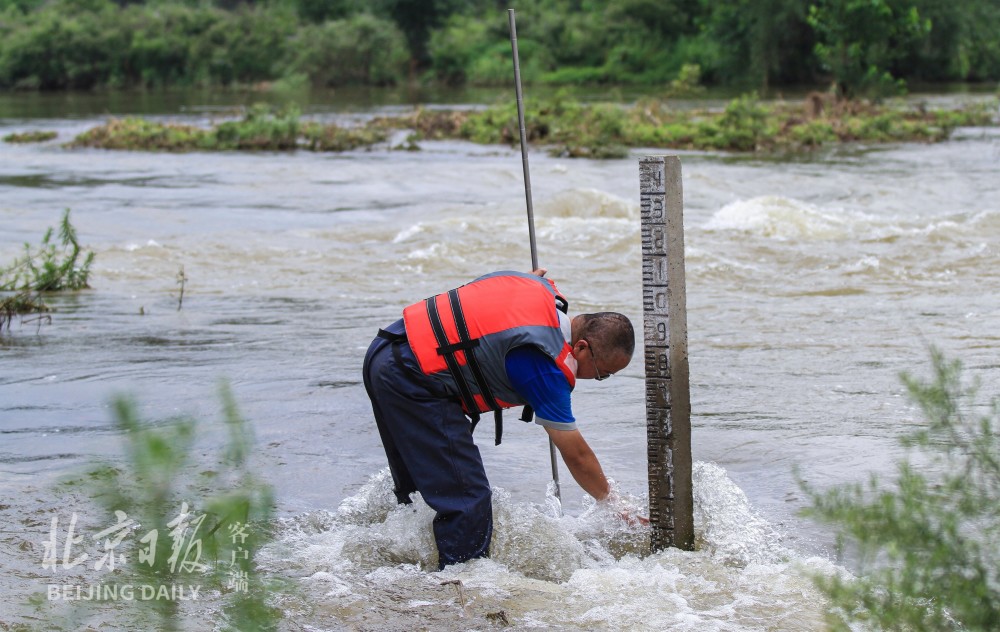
[697,0,815,89]
[121,4,224,87]
[282,13,408,85]
[808,0,931,98]
[197,5,298,85]
[362,0,476,76]
[287,0,359,23]
[0,0,127,89]
[904,0,1000,81]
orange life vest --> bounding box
[402,271,576,443]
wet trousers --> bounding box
[362,319,492,570]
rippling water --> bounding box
[1,93,998,629]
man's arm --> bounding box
[544,426,610,501]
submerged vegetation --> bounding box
[69,105,388,153]
[0,290,48,332]
[803,349,1000,630]
[69,95,998,157]
[3,130,56,143]
[0,209,93,330]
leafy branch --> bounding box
[801,348,1000,630]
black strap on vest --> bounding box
[446,290,502,413]
[425,296,480,416]
[424,291,506,445]
[377,328,407,365]
[377,328,406,342]
[555,295,569,314]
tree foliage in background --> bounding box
[285,13,409,86]
[699,0,814,89]
[900,0,1000,82]
[0,0,998,91]
[802,349,1000,630]
[808,0,931,98]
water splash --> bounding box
[693,462,788,566]
[260,464,837,630]
[704,196,855,241]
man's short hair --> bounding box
[577,312,635,359]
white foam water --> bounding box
[703,195,1000,245]
[260,464,842,631]
[703,196,859,241]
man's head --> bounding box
[570,312,635,380]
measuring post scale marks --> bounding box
[640,156,694,551]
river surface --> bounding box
[1,89,998,630]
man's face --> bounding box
[572,339,630,381]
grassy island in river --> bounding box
[65,94,999,157]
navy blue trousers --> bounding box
[362,319,492,569]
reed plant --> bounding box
[802,348,1000,630]
[0,209,94,293]
[1,209,93,330]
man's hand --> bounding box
[544,428,651,526]
[544,426,610,500]
[531,268,547,277]
[617,508,650,527]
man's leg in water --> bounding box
[363,328,492,568]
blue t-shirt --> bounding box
[504,345,576,430]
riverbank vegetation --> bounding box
[68,94,998,157]
[0,0,998,98]
[802,349,1000,630]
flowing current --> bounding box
[1,92,998,630]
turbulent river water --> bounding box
[1,90,998,630]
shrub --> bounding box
[283,14,408,87]
[301,121,387,152]
[213,104,300,150]
[802,348,1000,630]
[790,120,837,147]
[0,1,126,89]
